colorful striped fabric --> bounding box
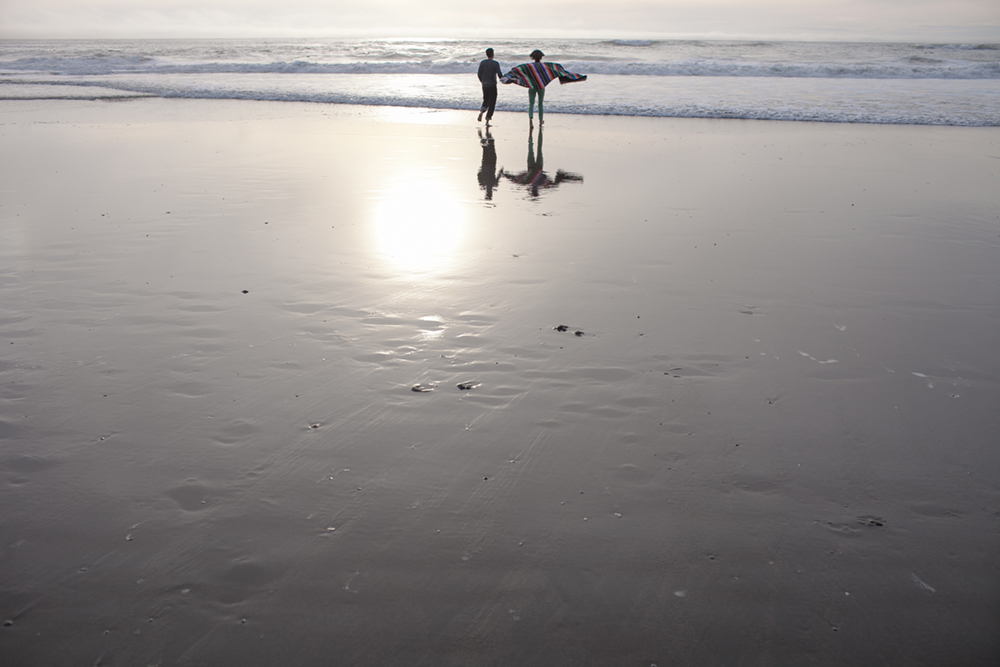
[500,62,588,90]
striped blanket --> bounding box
[500,62,588,90]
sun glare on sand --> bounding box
[370,177,466,275]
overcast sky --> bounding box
[1,0,998,42]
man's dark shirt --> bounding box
[478,58,502,87]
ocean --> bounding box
[1,38,999,125]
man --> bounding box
[477,48,502,125]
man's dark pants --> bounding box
[481,85,498,121]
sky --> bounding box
[1,0,998,42]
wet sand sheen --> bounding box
[1,99,998,665]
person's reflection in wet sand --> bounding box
[502,129,582,199]
[477,127,502,201]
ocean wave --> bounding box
[3,56,998,80]
[608,40,657,47]
[919,43,1000,51]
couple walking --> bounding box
[477,48,587,129]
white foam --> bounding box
[911,573,936,593]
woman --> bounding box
[501,49,587,130]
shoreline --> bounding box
[3,75,999,126]
[3,92,1000,128]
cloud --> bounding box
[1,0,997,40]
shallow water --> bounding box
[3,38,999,125]
[1,100,998,665]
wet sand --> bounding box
[1,98,999,666]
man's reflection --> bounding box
[502,129,582,199]
[477,128,502,201]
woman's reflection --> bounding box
[477,128,502,201]
[502,129,582,199]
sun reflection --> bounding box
[370,177,465,274]
[418,316,446,340]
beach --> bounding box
[1,97,999,665]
